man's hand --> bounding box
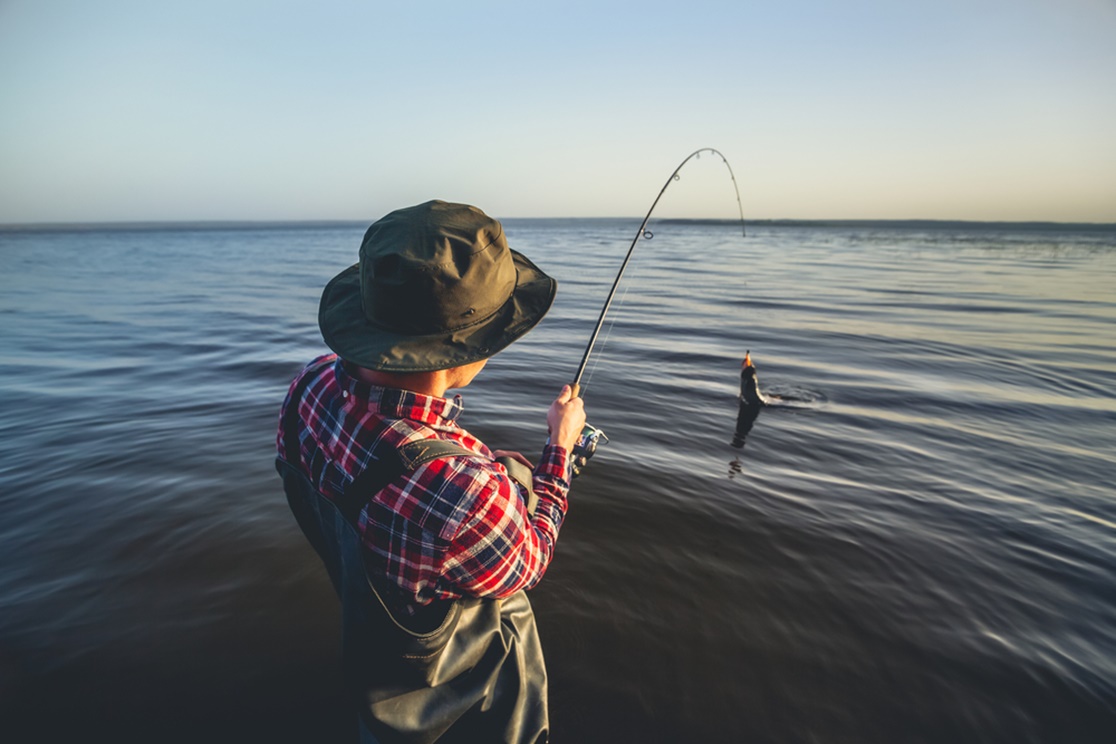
[547,385,587,453]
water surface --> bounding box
[1,219,1114,742]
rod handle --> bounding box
[570,382,581,399]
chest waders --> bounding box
[277,361,548,744]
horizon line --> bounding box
[2,217,1115,232]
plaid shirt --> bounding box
[277,354,571,610]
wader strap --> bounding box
[496,455,539,515]
[398,438,480,470]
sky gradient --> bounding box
[1,0,1114,224]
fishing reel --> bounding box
[571,423,608,478]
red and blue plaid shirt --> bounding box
[277,354,571,610]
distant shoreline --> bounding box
[2,217,1114,233]
[657,218,1116,231]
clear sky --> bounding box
[1,0,1114,224]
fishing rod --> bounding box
[566,148,746,476]
[572,147,746,395]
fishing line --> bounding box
[571,147,746,396]
[579,251,641,391]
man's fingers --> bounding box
[548,385,587,451]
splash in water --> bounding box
[731,351,826,448]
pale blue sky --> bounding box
[1,0,1114,223]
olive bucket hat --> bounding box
[319,200,557,372]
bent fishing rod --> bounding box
[565,148,746,476]
[571,148,746,397]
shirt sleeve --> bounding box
[442,444,571,598]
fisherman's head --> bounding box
[318,200,557,374]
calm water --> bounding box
[1,219,1114,742]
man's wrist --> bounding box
[538,443,572,485]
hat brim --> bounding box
[319,249,557,372]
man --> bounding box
[276,200,585,743]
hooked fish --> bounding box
[732,350,766,447]
[739,350,770,407]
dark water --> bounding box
[1,219,1114,742]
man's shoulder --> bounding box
[371,433,503,542]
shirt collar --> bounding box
[334,359,464,426]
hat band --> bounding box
[364,281,517,338]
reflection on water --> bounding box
[1,220,1115,742]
